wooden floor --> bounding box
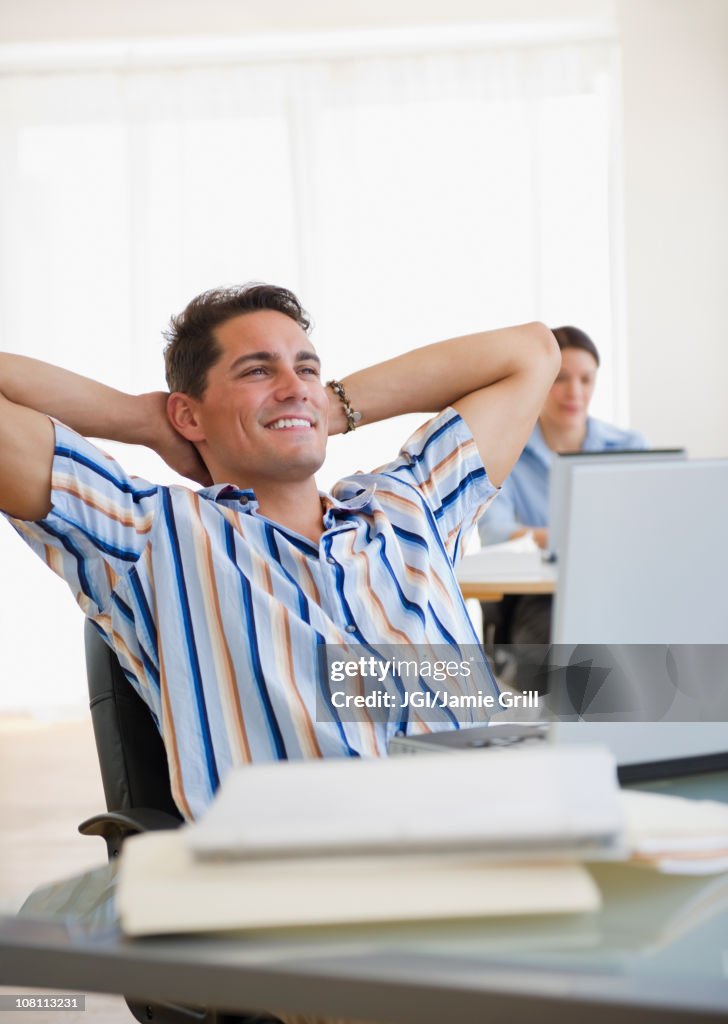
[0,716,130,1023]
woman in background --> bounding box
[478,325,647,645]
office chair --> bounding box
[78,620,282,1024]
[78,621,183,859]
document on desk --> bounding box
[621,790,728,875]
[186,747,624,862]
[456,535,543,579]
[116,747,624,936]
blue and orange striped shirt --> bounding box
[9,408,499,818]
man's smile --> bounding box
[264,416,316,430]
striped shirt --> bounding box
[9,408,498,819]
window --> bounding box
[0,25,620,712]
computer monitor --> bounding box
[549,457,728,778]
[552,457,727,644]
[550,721,728,782]
[548,449,685,562]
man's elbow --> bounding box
[0,353,9,401]
[523,322,561,373]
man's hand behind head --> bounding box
[142,391,213,487]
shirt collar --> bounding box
[527,418,596,463]
[321,482,377,528]
[582,417,599,449]
[199,483,259,512]
[198,481,377,525]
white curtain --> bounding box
[0,33,620,713]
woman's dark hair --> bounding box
[551,326,600,367]
[163,283,311,398]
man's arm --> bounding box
[0,353,209,521]
[328,323,560,487]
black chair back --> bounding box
[84,619,182,822]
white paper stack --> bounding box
[186,746,622,861]
[456,535,544,581]
[621,789,728,875]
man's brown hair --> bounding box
[163,283,311,398]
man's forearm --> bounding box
[329,323,559,487]
[0,353,157,445]
[0,353,212,486]
[331,323,556,430]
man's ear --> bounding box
[167,393,206,443]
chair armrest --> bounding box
[78,808,183,859]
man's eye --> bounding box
[242,367,268,377]
[299,366,320,376]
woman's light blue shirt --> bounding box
[478,418,648,546]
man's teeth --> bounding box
[267,418,312,430]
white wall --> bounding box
[618,0,728,457]
[2,0,613,41]
[4,0,725,459]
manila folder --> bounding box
[117,829,600,937]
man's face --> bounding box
[186,310,329,488]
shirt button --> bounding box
[239,496,249,505]
[345,624,357,633]
[327,556,336,565]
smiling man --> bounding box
[164,294,333,544]
[0,283,559,820]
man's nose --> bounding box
[274,366,309,401]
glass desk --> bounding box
[1,772,727,1023]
